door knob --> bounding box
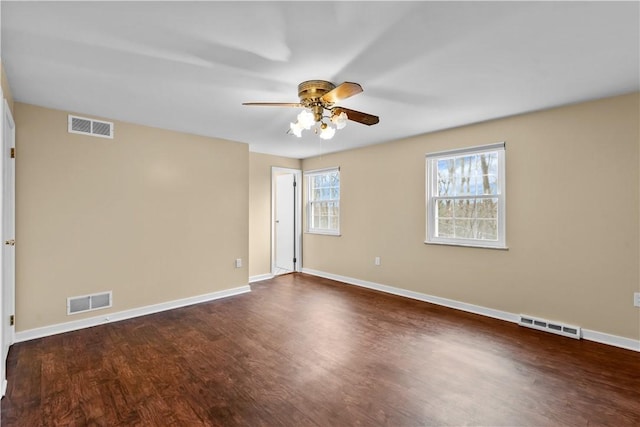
[4,239,15,246]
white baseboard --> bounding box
[15,285,251,343]
[301,268,640,353]
[301,268,518,323]
[582,329,640,352]
[249,273,274,283]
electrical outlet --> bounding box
[374,256,381,266]
[235,258,242,268]
[634,292,640,308]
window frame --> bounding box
[425,142,507,249]
[305,167,341,236]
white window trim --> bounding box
[425,142,507,249]
[305,167,341,236]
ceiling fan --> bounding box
[243,80,379,139]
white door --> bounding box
[275,173,295,274]
[1,99,16,396]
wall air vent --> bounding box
[67,291,113,315]
[68,115,114,139]
[519,315,581,339]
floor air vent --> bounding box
[68,115,114,139]
[519,315,581,339]
[67,291,112,315]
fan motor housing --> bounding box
[298,80,335,102]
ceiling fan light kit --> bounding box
[243,80,379,141]
[331,111,348,130]
[318,122,336,140]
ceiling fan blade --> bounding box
[334,107,379,126]
[242,102,302,107]
[321,82,363,104]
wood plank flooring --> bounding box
[2,273,639,426]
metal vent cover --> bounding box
[519,314,581,339]
[67,291,113,315]
[69,296,90,314]
[68,115,114,139]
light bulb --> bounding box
[319,124,336,140]
[297,110,315,129]
[290,122,303,137]
[331,111,348,130]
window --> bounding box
[426,142,506,248]
[305,167,340,235]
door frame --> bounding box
[1,94,16,397]
[271,167,302,276]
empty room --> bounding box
[0,1,639,426]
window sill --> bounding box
[306,231,341,237]
[424,241,509,250]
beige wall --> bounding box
[15,103,249,331]
[1,61,14,114]
[12,93,639,341]
[302,92,640,341]
[249,152,301,277]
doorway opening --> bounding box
[271,167,302,276]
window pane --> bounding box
[437,219,454,237]
[454,219,473,239]
[329,216,338,230]
[437,199,454,218]
[476,198,498,219]
[454,199,475,219]
[311,176,321,191]
[478,175,498,195]
[455,155,474,176]
[455,155,475,196]
[480,153,498,176]
[437,159,455,196]
[476,219,498,240]
[456,175,476,196]
[319,202,327,216]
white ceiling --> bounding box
[2,1,638,159]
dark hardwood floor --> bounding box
[2,273,639,426]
